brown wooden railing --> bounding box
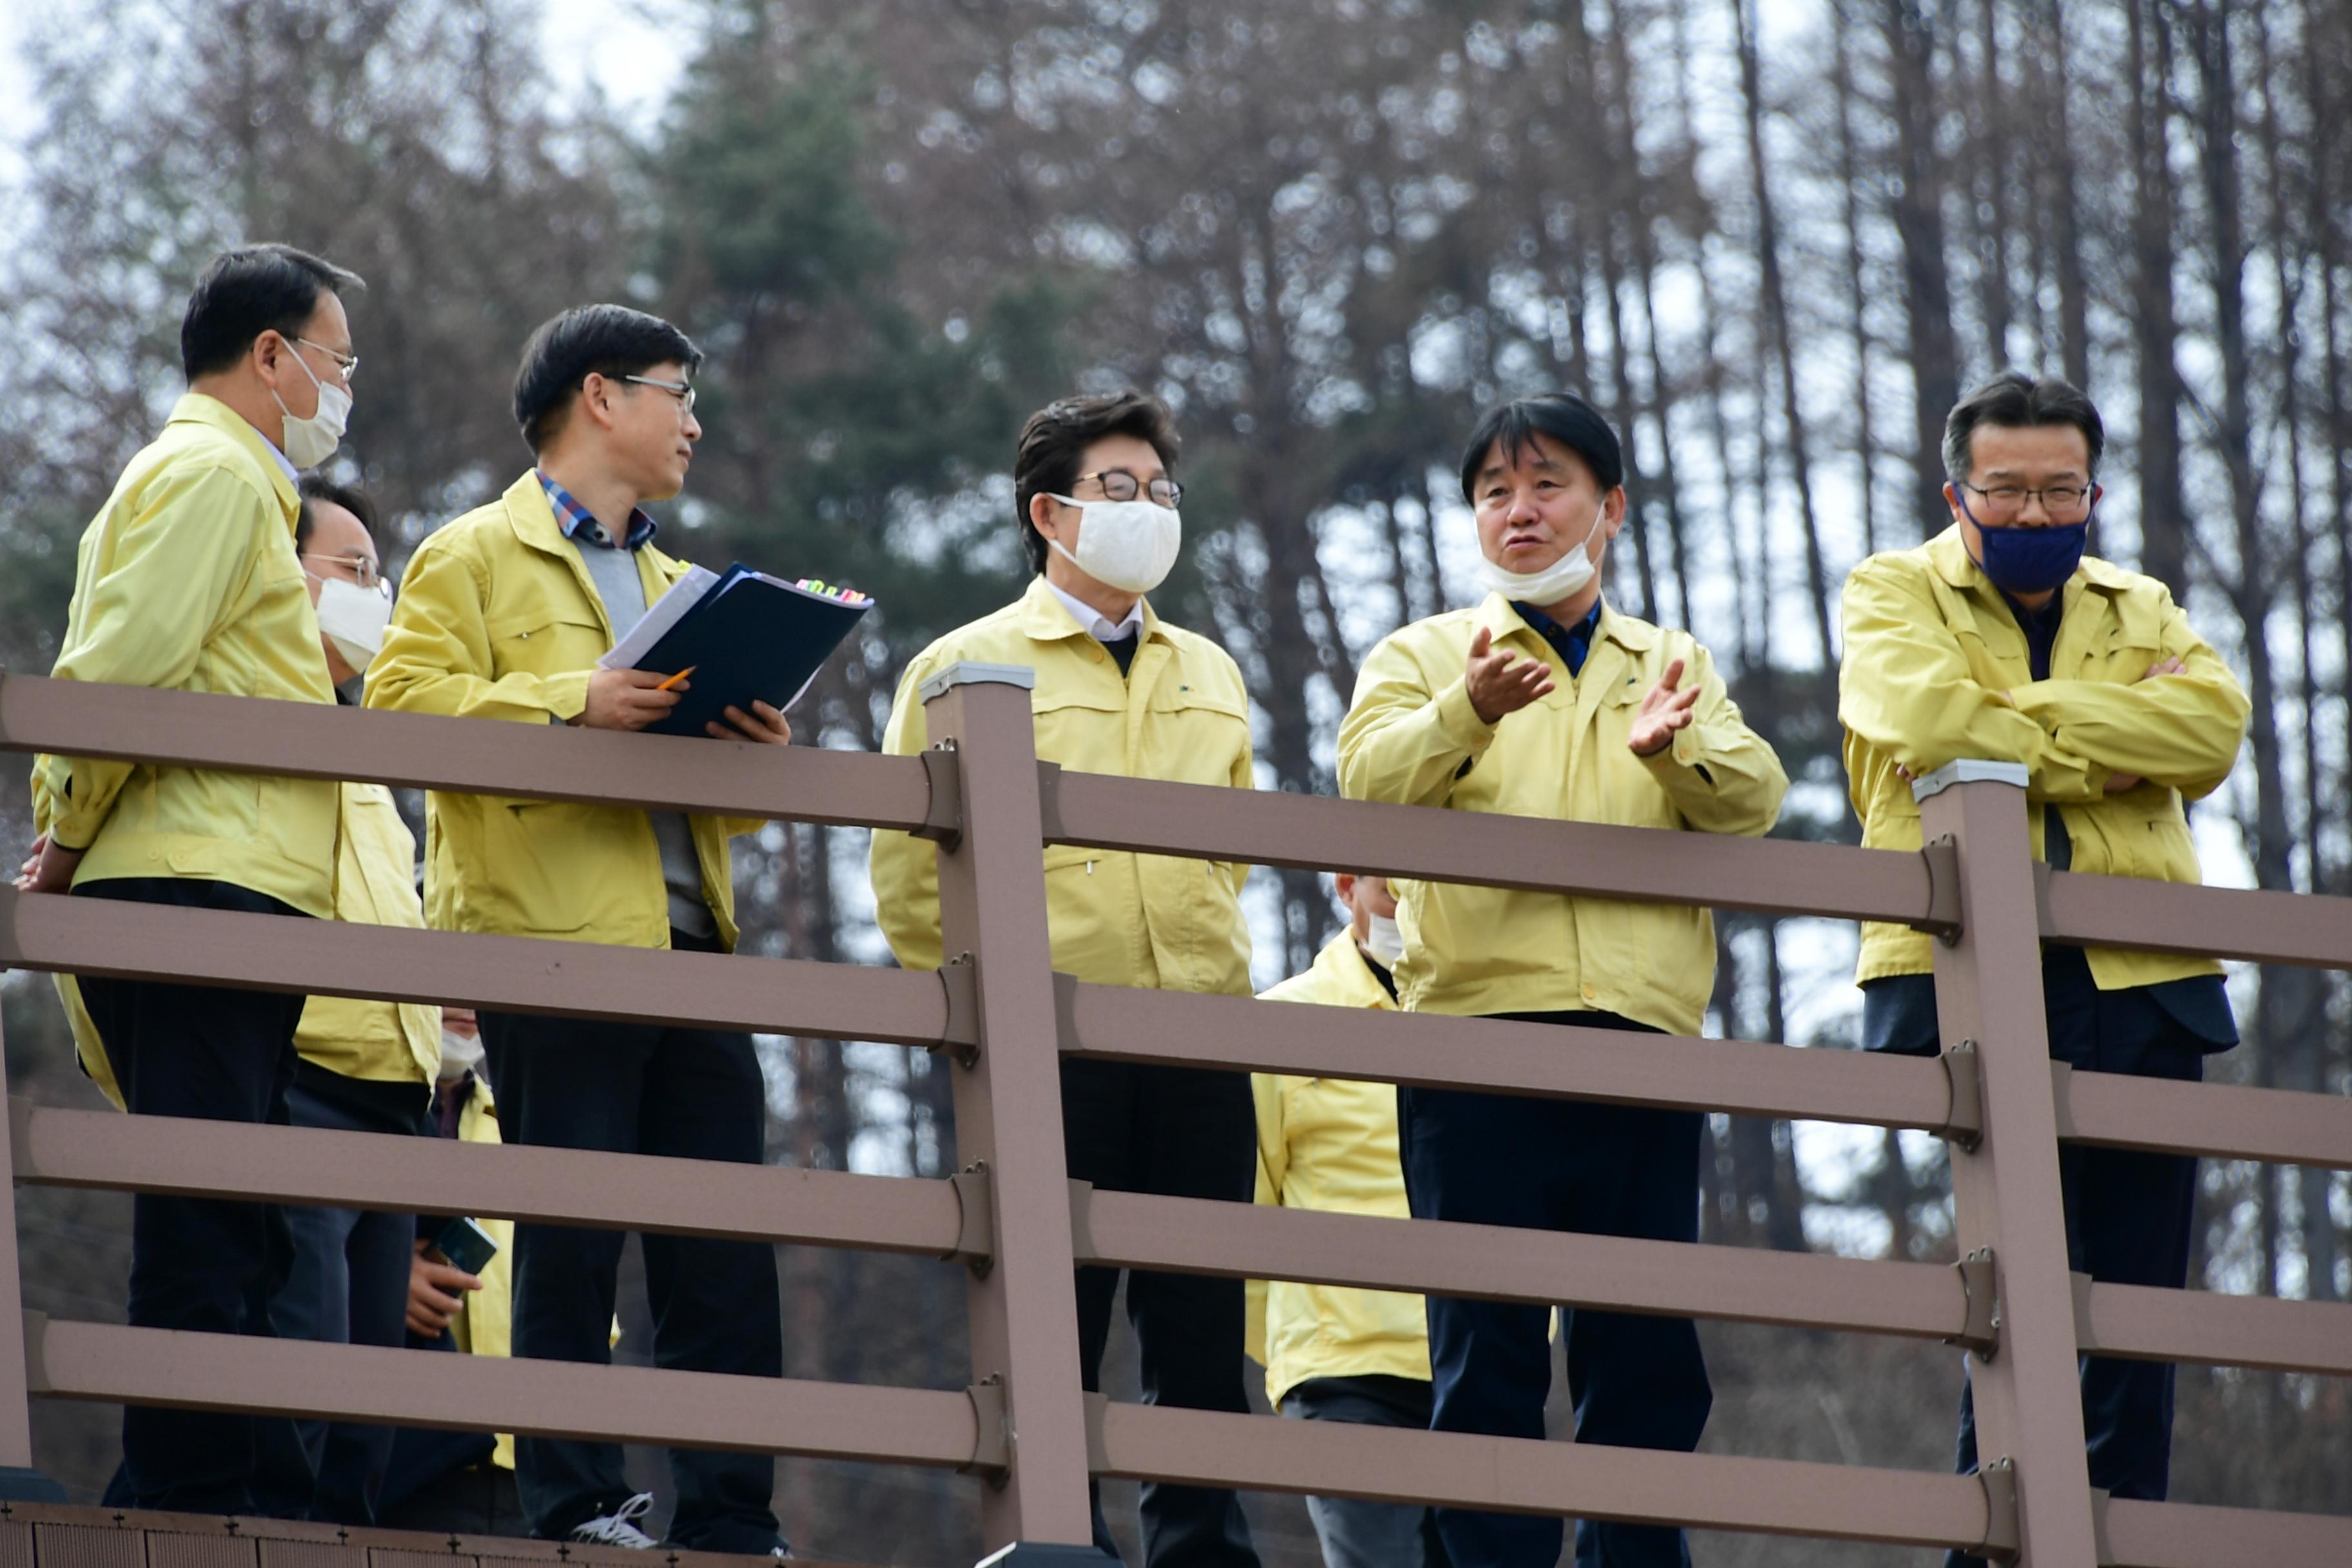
[1,663,2348,1566]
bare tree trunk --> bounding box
[1831,0,1884,558]
[2041,0,2093,386]
[2128,0,2191,589]
[1881,0,1965,537]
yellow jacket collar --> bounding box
[1304,927,1397,1010]
[1017,573,1166,645]
[1924,522,2130,599]
[167,393,299,524]
[500,469,575,560]
[1473,592,1654,654]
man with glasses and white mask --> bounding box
[1338,392,1786,1568]
[20,243,362,1514]
[369,304,795,1558]
[872,390,1262,1567]
[1839,372,2249,1565]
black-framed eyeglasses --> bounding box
[1957,480,2098,516]
[1073,469,1182,507]
[622,374,698,414]
[294,337,359,384]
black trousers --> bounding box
[478,928,784,1556]
[1061,1057,1260,1568]
[74,877,310,1515]
[1399,1011,1708,1568]
[1865,951,2213,1568]
[252,1068,428,1524]
[1280,1375,1447,1568]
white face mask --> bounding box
[1048,495,1182,594]
[1361,911,1406,968]
[438,1024,485,1085]
[272,346,352,470]
[311,574,391,672]
[1474,500,1605,606]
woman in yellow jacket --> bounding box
[1839,373,2249,1559]
[1248,873,1440,1568]
[1338,393,1786,1568]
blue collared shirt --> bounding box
[538,471,658,552]
[1513,599,1603,676]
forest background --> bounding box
[0,0,2346,1563]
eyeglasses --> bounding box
[1073,469,1183,507]
[1957,480,2098,518]
[302,553,385,591]
[622,374,698,414]
[295,337,359,384]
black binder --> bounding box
[625,565,871,738]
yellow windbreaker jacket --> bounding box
[1247,930,1430,1407]
[1839,526,2249,988]
[32,394,338,916]
[1337,595,1787,1032]
[65,780,439,1105]
[366,472,759,950]
[870,576,1256,996]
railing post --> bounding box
[0,968,64,1499]
[919,664,1109,1564]
[1916,762,2095,1565]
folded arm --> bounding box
[2006,605,2249,800]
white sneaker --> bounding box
[570,1493,658,1549]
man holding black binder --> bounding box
[871,391,1263,1567]
[367,305,794,1557]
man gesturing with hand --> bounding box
[1338,394,1785,1568]
[368,305,795,1559]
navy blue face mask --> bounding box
[1957,489,2095,596]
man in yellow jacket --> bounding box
[1249,873,1440,1568]
[871,390,1260,1567]
[19,244,363,1515]
[1338,393,1787,1568]
[59,479,438,1525]
[368,305,794,1558]
[1839,373,2249,1563]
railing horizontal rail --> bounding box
[2056,1064,2352,1170]
[23,1315,992,1471]
[1086,1400,2008,1554]
[2079,1280,2352,1377]
[1062,983,1964,1131]
[1048,769,1942,925]
[0,672,934,831]
[10,1103,969,1258]
[2044,867,2352,972]
[2099,1496,2352,1567]
[1074,1188,1968,1341]
[0,889,961,1049]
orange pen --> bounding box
[655,665,696,692]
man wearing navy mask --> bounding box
[1839,372,2250,1564]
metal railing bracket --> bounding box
[1947,1248,2000,1359]
[946,1162,996,1277]
[1975,1456,2020,1562]
[961,1372,1010,1480]
[1939,1039,1984,1152]
[1913,836,1963,944]
[937,954,982,1065]
[912,744,965,848]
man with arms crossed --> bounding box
[1338,393,1787,1568]
[21,244,361,1513]
[368,304,794,1556]
[1249,872,1440,1568]
[871,391,1260,1567]
[1839,372,2249,1567]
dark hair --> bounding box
[512,304,703,453]
[181,244,364,381]
[1012,391,1181,574]
[1458,393,1625,502]
[1943,371,2105,482]
[295,475,379,551]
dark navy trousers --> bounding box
[1399,1010,1708,1568]
[1864,946,2223,1568]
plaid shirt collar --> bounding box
[538,470,658,552]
